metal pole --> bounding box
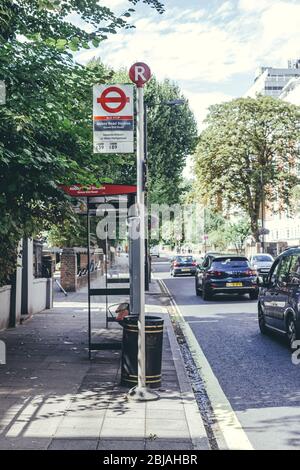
[105,197,109,328]
[87,197,92,360]
[127,85,158,401]
[144,102,149,291]
[261,170,265,253]
[137,86,146,389]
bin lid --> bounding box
[124,315,163,326]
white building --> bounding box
[263,74,300,254]
[245,59,300,98]
[280,76,300,105]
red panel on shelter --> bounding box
[60,183,137,197]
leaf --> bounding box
[56,39,67,50]
[92,38,100,48]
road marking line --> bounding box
[159,279,254,451]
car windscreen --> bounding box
[252,255,273,262]
[176,256,193,262]
[211,258,250,269]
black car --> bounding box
[195,253,258,300]
[258,247,300,349]
[170,255,197,276]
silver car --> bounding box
[249,253,274,276]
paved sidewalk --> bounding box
[0,278,209,450]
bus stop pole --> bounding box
[87,197,91,360]
[138,85,146,389]
[127,82,158,401]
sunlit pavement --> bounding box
[152,257,300,450]
[0,267,209,450]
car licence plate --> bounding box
[226,282,243,287]
[182,268,190,272]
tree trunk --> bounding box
[250,215,260,242]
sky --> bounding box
[76,0,300,130]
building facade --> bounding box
[245,59,300,98]
[263,73,300,254]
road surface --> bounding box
[153,257,300,450]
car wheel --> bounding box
[195,280,202,296]
[286,315,298,350]
[195,277,202,297]
[258,304,267,334]
[202,285,212,301]
[249,290,259,300]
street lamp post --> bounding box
[260,170,265,253]
[144,98,185,274]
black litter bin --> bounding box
[121,315,164,389]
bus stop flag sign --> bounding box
[93,84,134,154]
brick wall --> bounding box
[61,248,77,292]
[80,253,88,270]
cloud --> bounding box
[76,1,300,127]
[102,0,128,9]
[238,0,275,12]
[183,90,234,131]
[215,1,234,17]
[78,9,257,83]
[259,2,300,64]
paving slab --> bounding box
[0,275,210,450]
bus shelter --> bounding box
[61,184,138,358]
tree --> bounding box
[194,96,300,242]
[0,1,164,46]
[0,0,165,285]
[110,70,198,203]
[47,213,87,248]
[202,207,227,251]
[145,78,198,205]
[225,218,251,253]
[89,69,198,249]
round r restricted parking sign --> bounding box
[129,62,151,87]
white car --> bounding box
[249,253,274,276]
[150,246,160,257]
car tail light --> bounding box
[207,270,222,277]
[192,261,197,266]
[173,262,179,267]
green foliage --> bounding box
[0,0,165,285]
[0,1,164,46]
[194,96,300,241]
[145,78,198,205]
[202,207,226,251]
[47,213,87,247]
[224,218,251,253]
[111,70,198,202]
[201,209,250,252]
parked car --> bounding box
[249,253,274,277]
[150,245,160,257]
[195,253,258,300]
[170,255,197,276]
[258,247,300,349]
